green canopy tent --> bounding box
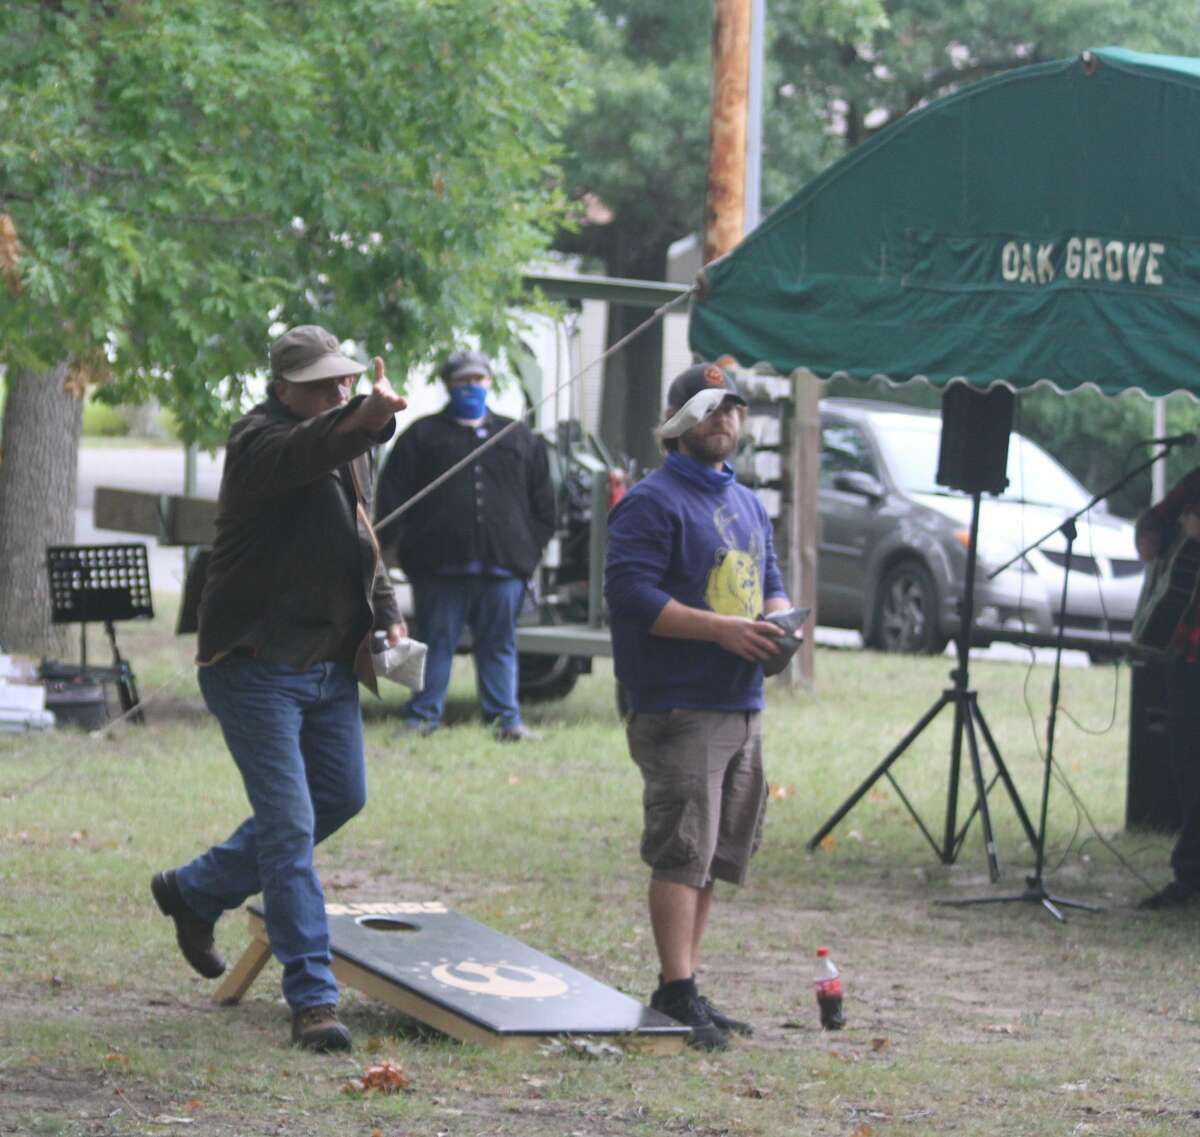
[689,47,1200,397]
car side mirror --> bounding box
[833,470,884,501]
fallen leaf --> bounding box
[768,783,792,799]
[343,1059,410,1095]
[104,1053,129,1065]
[372,1129,383,1137]
[870,1037,889,1051]
[185,1099,202,1110]
[366,1036,384,1052]
[0,213,21,294]
[818,836,836,852]
[850,1125,873,1137]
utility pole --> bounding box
[704,0,751,264]
[705,0,816,687]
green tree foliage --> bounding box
[0,0,581,445]
[558,0,886,280]
[774,0,1200,151]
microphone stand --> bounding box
[938,438,1183,921]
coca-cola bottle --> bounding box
[814,947,845,1030]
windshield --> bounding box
[871,415,1090,509]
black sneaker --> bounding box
[650,976,729,1051]
[291,1004,352,1052]
[1138,880,1199,910]
[698,993,755,1038]
[151,870,227,979]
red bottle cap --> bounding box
[817,946,829,957]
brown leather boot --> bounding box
[150,870,226,979]
[291,1004,352,1052]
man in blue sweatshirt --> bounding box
[605,362,794,1050]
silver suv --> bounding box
[817,399,1144,656]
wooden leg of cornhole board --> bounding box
[213,918,272,1006]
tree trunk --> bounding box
[0,361,83,656]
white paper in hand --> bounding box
[373,638,428,691]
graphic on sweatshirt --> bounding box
[705,504,764,619]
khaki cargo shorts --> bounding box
[626,708,766,889]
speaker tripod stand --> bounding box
[808,488,1038,876]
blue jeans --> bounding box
[406,574,525,730]
[176,659,365,1010]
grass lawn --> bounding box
[1,599,1197,1136]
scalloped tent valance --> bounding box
[689,47,1200,399]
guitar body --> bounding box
[1132,532,1200,651]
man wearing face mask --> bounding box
[151,324,407,1053]
[375,349,555,740]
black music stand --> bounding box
[45,544,153,723]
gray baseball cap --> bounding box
[659,362,746,439]
[439,349,493,384]
[270,325,368,383]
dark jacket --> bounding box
[374,409,555,579]
[196,393,401,693]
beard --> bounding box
[680,425,738,466]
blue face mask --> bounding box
[448,383,488,420]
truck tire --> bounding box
[517,652,580,702]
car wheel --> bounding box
[869,560,947,654]
[517,652,580,702]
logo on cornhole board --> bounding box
[430,961,570,999]
[217,902,688,1052]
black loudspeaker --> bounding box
[1126,655,1182,832]
[936,382,1014,495]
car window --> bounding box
[820,422,878,488]
[869,413,1089,509]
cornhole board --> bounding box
[214,901,689,1054]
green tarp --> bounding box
[689,48,1200,397]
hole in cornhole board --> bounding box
[214,902,688,1054]
[357,916,421,932]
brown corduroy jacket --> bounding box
[196,393,401,694]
